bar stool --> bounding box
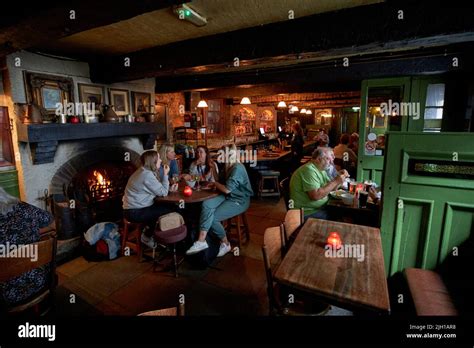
[121,218,145,261]
[225,212,250,248]
[153,225,187,278]
[258,170,281,198]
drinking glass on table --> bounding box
[359,190,369,208]
[348,179,357,194]
[194,174,201,191]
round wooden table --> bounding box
[155,186,220,204]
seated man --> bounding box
[290,148,349,220]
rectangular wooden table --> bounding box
[274,218,390,313]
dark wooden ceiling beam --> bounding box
[88,0,474,84]
[0,0,189,57]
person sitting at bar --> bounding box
[182,145,219,185]
[349,132,359,155]
[0,186,54,308]
[333,133,358,170]
[158,144,179,180]
[123,150,172,248]
[314,128,329,147]
[290,148,349,220]
[291,123,305,171]
[185,144,253,257]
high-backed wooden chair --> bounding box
[225,212,250,248]
[137,302,185,316]
[0,231,57,315]
[262,224,329,316]
[282,208,304,247]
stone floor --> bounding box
[51,198,353,316]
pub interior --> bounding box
[1,0,473,329]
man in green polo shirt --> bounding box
[290,147,349,219]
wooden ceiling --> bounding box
[39,0,382,56]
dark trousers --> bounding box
[124,202,174,237]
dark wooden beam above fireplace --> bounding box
[17,123,162,164]
[88,0,474,84]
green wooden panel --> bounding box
[439,202,474,264]
[0,169,20,198]
[381,132,474,275]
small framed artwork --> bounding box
[78,83,105,115]
[108,89,130,116]
[132,92,151,116]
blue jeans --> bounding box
[200,195,250,240]
[304,207,329,222]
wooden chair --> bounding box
[137,302,185,316]
[121,218,145,261]
[262,225,329,316]
[0,231,57,315]
[258,170,281,198]
[282,208,304,247]
[225,212,250,248]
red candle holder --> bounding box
[183,186,193,197]
[326,232,342,249]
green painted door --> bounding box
[357,78,411,185]
[381,132,474,276]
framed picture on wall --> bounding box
[78,83,104,115]
[372,114,387,128]
[132,92,151,116]
[108,89,130,116]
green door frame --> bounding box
[357,77,411,184]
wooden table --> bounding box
[154,186,219,204]
[274,218,390,313]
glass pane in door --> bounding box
[364,86,403,156]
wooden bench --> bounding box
[404,268,458,316]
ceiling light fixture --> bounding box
[306,109,312,115]
[277,101,287,108]
[173,4,207,27]
[300,108,307,114]
[197,100,208,108]
[240,97,251,105]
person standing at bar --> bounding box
[291,123,305,172]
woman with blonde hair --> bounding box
[158,144,179,180]
[122,150,172,248]
[186,144,253,257]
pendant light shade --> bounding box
[306,109,312,114]
[240,97,251,105]
[197,100,208,108]
[300,108,307,114]
[277,101,287,108]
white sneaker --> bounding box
[186,241,209,255]
[217,243,231,257]
[141,233,157,249]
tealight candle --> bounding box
[327,232,342,249]
[183,186,193,197]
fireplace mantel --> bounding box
[17,122,163,164]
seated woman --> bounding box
[186,144,253,257]
[0,186,54,309]
[122,150,172,248]
[158,144,179,180]
[182,145,219,185]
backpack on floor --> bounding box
[82,239,109,262]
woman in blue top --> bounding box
[186,144,253,257]
[158,144,179,180]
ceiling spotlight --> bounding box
[173,4,207,27]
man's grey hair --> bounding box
[0,186,20,216]
[312,147,326,160]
